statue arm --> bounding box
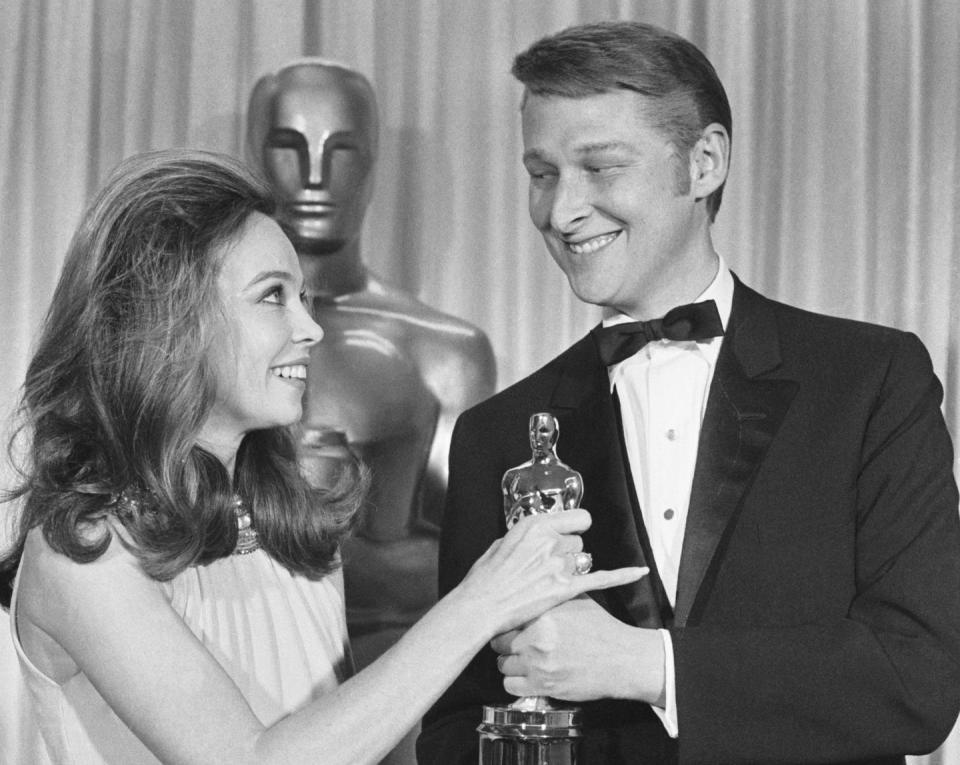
[418,330,496,531]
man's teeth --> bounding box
[567,233,618,254]
[272,365,307,379]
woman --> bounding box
[1,149,643,764]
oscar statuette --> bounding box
[478,413,588,765]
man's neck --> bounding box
[298,243,368,299]
[608,247,721,321]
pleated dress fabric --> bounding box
[9,549,352,764]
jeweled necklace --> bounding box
[233,495,260,555]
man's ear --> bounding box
[690,123,730,200]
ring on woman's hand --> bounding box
[571,551,593,575]
[497,654,508,672]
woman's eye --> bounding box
[262,286,284,304]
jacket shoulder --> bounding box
[458,333,596,421]
[737,280,930,367]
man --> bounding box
[246,60,496,765]
[418,21,960,765]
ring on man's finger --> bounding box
[497,654,508,672]
[571,551,593,575]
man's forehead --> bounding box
[521,127,647,160]
[520,92,669,155]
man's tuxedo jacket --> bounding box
[418,278,960,765]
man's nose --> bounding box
[549,174,591,232]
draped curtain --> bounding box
[1,1,958,761]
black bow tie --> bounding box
[591,300,725,366]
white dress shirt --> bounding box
[602,257,734,737]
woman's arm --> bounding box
[18,509,642,765]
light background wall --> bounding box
[1,1,958,761]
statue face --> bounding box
[530,414,558,451]
[251,65,377,254]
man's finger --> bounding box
[490,630,520,654]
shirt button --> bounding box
[664,508,675,520]
[666,429,677,441]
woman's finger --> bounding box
[509,508,592,536]
[554,535,584,556]
[570,565,647,593]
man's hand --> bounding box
[490,596,666,706]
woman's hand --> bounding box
[452,509,646,638]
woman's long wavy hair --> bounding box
[1,149,365,582]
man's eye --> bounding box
[528,169,557,186]
[525,163,555,179]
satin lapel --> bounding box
[550,334,665,628]
[673,281,799,627]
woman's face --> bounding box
[199,212,322,458]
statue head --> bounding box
[246,59,378,256]
[529,412,559,454]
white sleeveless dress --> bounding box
[8,549,352,764]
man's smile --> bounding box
[562,231,621,255]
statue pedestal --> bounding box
[477,704,581,765]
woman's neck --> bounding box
[195,434,239,476]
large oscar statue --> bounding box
[478,413,586,765]
[246,60,496,765]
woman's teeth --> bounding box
[272,365,307,379]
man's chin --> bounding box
[565,276,611,310]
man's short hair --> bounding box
[512,21,732,220]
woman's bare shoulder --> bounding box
[18,519,153,636]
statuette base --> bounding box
[478,703,581,764]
